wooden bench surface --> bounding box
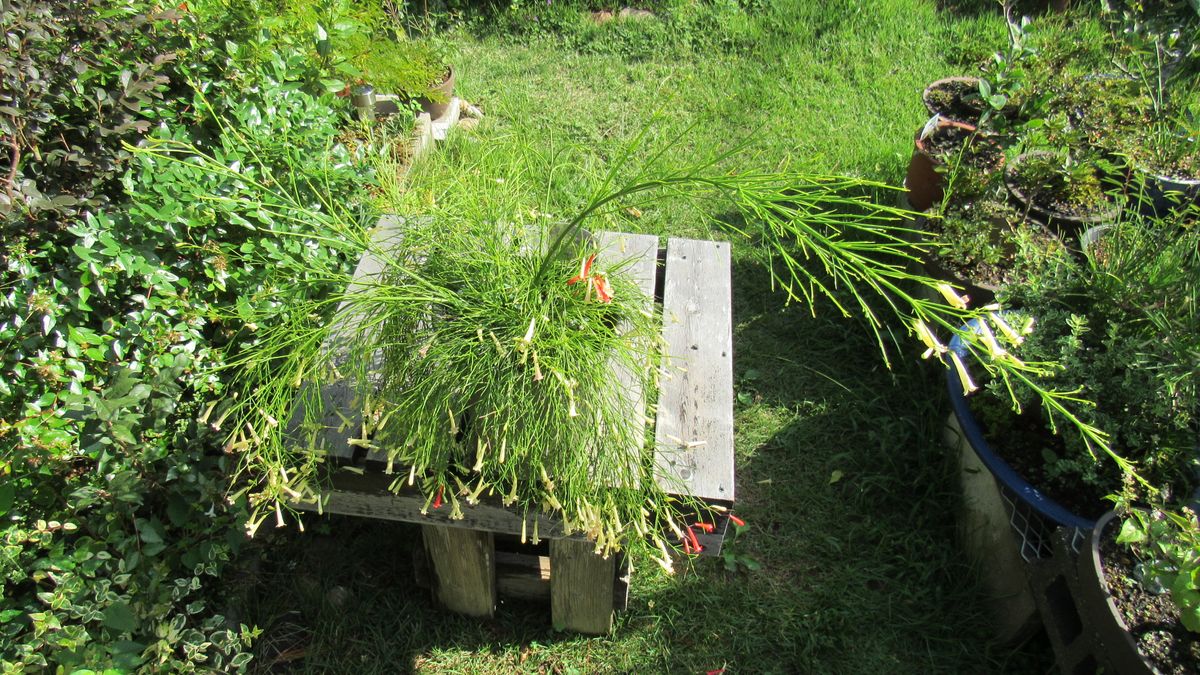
[290,220,735,555]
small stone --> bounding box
[458,117,480,132]
[590,10,614,24]
[618,7,655,20]
[458,99,484,119]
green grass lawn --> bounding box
[232,2,1097,671]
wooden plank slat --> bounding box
[550,538,615,634]
[654,238,735,504]
[287,215,409,463]
[422,525,496,617]
[293,468,592,541]
[595,231,658,487]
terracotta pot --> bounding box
[417,65,456,120]
[904,119,994,212]
[922,76,985,126]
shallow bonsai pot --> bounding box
[1004,151,1121,237]
[947,321,1098,560]
[417,65,456,120]
[921,253,1001,307]
[922,76,984,126]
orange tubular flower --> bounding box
[593,273,612,303]
[567,254,614,303]
[568,254,595,286]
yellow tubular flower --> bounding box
[936,283,969,310]
[949,351,979,395]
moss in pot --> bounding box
[1004,150,1121,233]
[925,171,1066,304]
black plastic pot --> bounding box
[1133,169,1200,219]
[947,321,1098,560]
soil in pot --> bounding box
[971,400,1112,522]
[923,77,987,125]
[1100,524,1200,674]
[923,198,1063,303]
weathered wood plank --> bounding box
[595,231,658,487]
[292,468,591,541]
[422,525,496,617]
[287,215,409,463]
[550,538,615,634]
[654,238,735,504]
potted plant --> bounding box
[1112,118,1200,218]
[352,38,454,119]
[923,76,987,125]
[922,178,1064,306]
[1098,0,1200,216]
[945,215,1199,560]
[1076,509,1200,672]
[905,116,1003,212]
[1004,149,1121,236]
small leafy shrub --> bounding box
[1119,507,1200,633]
[989,218,1200,505]
[0,1,375,669]
[0,0,190,232]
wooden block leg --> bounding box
[421,525,496,618]
[550,538,615,634]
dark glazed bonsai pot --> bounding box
[1072,511,1157,675]
[1004,151,1121,237]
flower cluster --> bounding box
[567,253,613,303]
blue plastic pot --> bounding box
[947,321,1097,559]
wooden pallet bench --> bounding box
[290,217,735,634]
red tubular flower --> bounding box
[433,486,444,510]
[694,521,715,533]
[568,254,595,285]
[686,525,702,553]
[729,514,745,527]
[681,537,693,555]
[592,273,612,303]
